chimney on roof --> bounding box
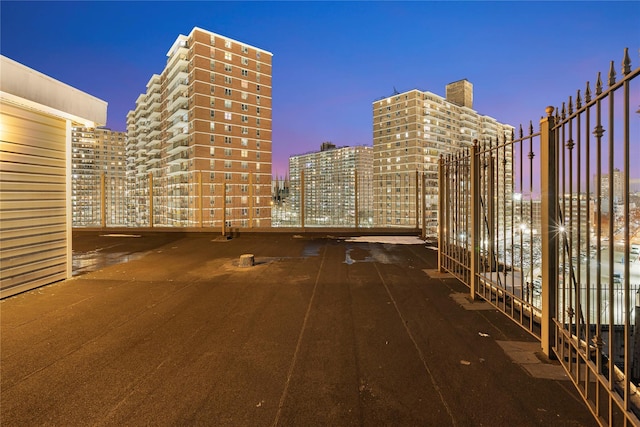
[445,79,473,109]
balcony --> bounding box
[167,138,189,156]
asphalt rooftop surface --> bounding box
[1,231,597,426]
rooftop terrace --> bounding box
[1,231,597,426]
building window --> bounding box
[256,107,260,115]
[224,161,232,168]
[241,91,248,99]
[241,69,248,77]
[241,81,248,89]
[225,125,232,132]
[241,127,248,135]
[241,104,248,111]
[224,136,232,144]
[224,88,232,96]
[224,64,232,72]
[242,57,249,65]
[224,148,232,156]
[225,76,232,84]
[210,110,215,118]
[241,161,248,169]
[256,85,260,92]
[241,46,248,54]
[241,138,248,146]
[224,172,232,180]
[256,96,260,105]
[225,112,232,120]
[225,100,232,108]
[241,115,248,123]
[225,52,232,61]
[241,150,248,158]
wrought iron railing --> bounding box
[439,49,640,426]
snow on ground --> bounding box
[343,236,425,245]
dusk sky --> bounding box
[2,1,639,176]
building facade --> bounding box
[288,143,373,227]
[126,27,272,228]
[71,127,127,226]
[372,80,514,236]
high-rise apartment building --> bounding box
[288,143,373,227]
[71,127,127,226]
[372,80,514,236]
[598,168,624,204]
[126,27,272,228]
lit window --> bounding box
[225,112,232,120]
[241,150,248,158]
[225,52,232,60]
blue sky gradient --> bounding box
[2,1,639,176]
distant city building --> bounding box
[288,143,373,227]
[71,127,127,226]
[372,79,514,236]
[126,27,272,228]
[598,168,624,203]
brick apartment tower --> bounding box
[127,27,272,228]
[372,80,514,236]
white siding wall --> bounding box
[0,102,69,297]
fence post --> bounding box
[438,155,445,272]
[355,169,359,229]
[540,106,558,358]
[421,172,426,240]
[300,169,305,229]
[415,170,420,230]
[198,170,203,228]
[221,182,226,236]
[100,173,106,228]
[148,172,153,228]
[470,141,480,300]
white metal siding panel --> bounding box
[0,101,69,297]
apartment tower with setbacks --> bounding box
[126,27,272,228]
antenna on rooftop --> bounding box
[393,86,399,95]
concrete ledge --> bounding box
[497,341,568,380]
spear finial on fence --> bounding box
[568,96,573,115]
[576,90,582,109]
[561,102,567,120]
[529,120,534,136]
[585,81,592,103]
[596,72,603,95]
[608,60,616,87]
[519,125,523,140]
[622,47,631,75]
